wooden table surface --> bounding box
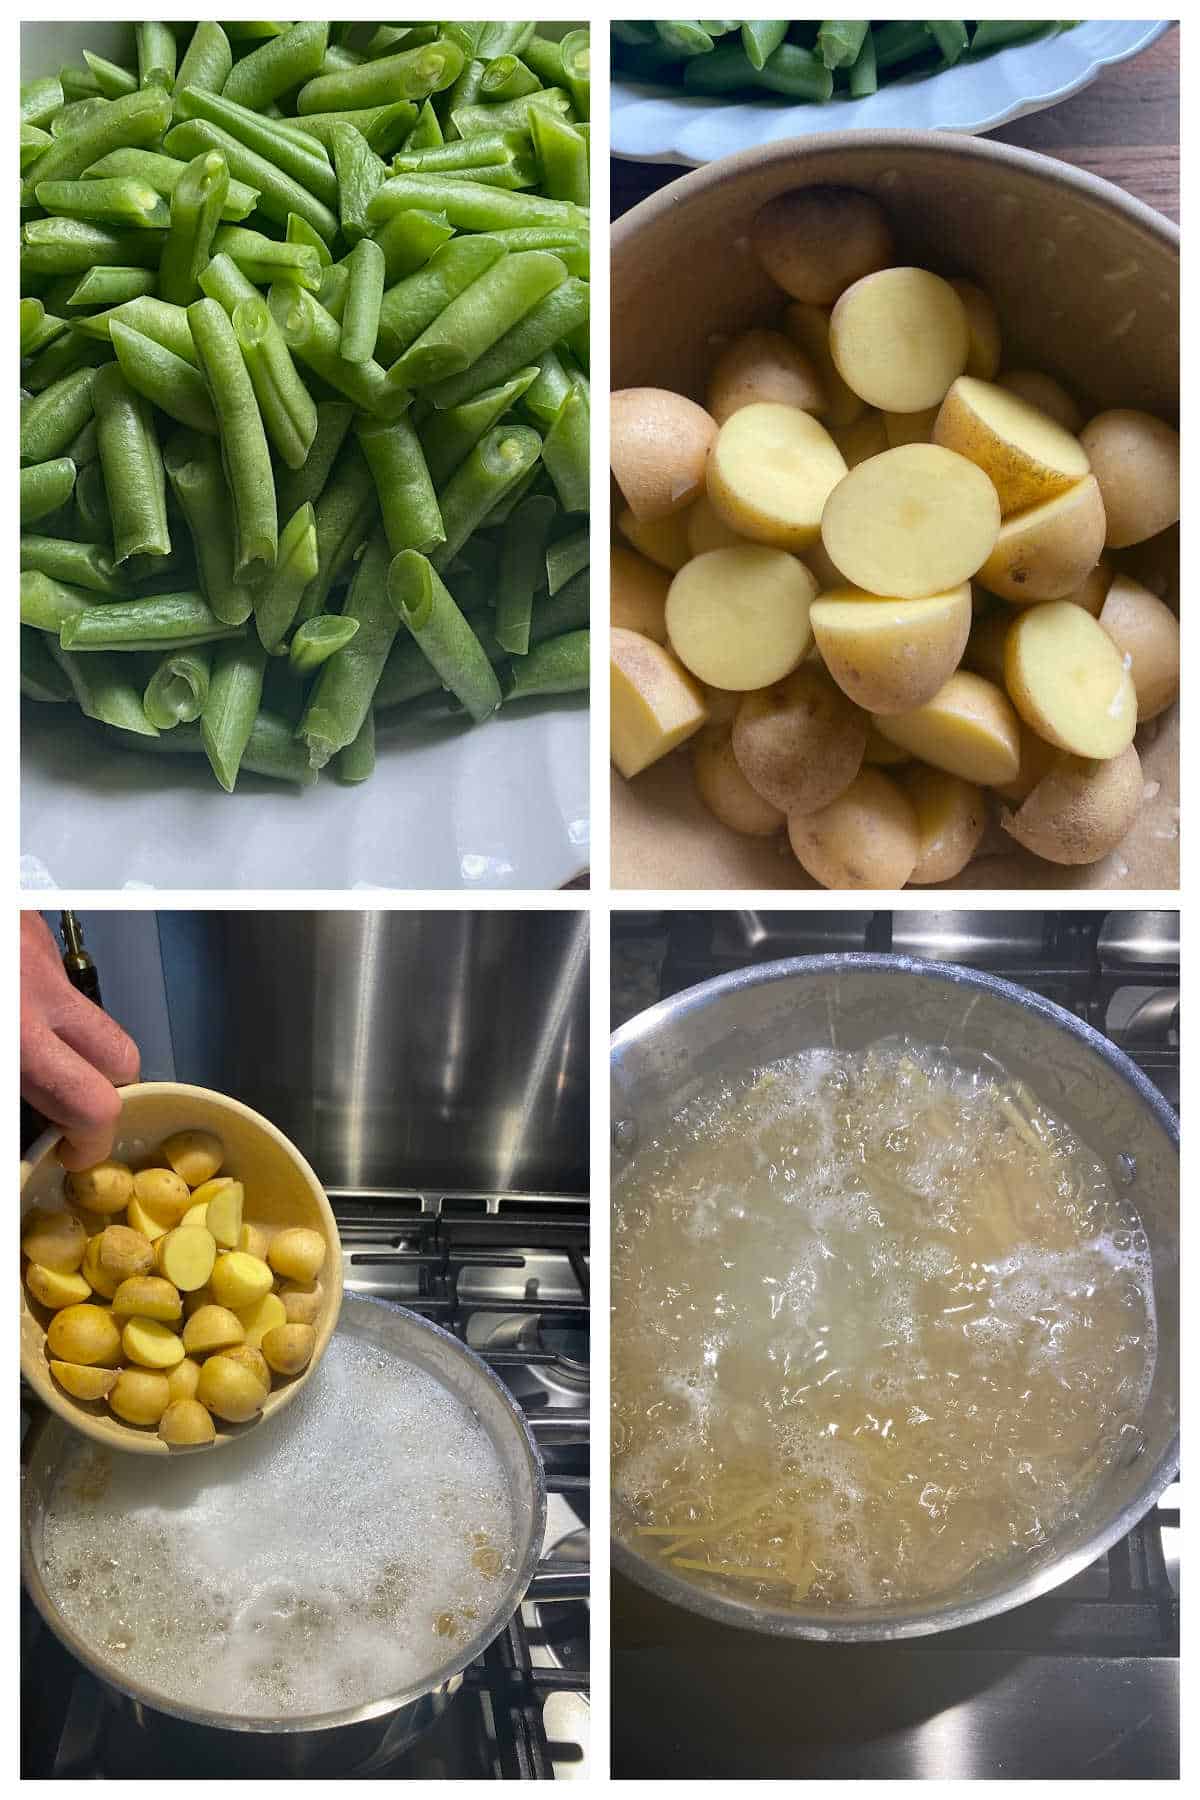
[611,24,1179,221]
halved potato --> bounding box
[616,504,692,573]
[611,388,717,522]
[167,1356,202,1402]
[182,1201,209,1228]
[65,1161,133,1215]
[127,1194,174,1242]
[159,1398,216,1447]
[666,546,816,690]
[707,403,846,552]
[109,1368,171,1426]
[950,279,1002,380]
[161,1129,223,1188]
[692,726,787,836]
[732,665,866,814]
[1098,575,1180,721]
[830,268,969,412]
[832,410,889,467]
[611,629,707,778]
[209,1250,274,1310]
[933,376,1090,514]
[882,406,939,449]
[993,721,1063,807]
[267,1227,327,1284]
[782,301,865,429]
[112,1275,183,1322]
[787,768,920,889]
[1001,744,1143,864]
[1004,602,1137,759]
[156,1225,217,1293]
[1078,408,1180,548]
[81,1233,121,1301]
[236,1290,289,1349]
[611,544,670,643]
[46,1303,122,1367]
[122,1316,185,1370]
[182,1304,245,1356]
[26,1264,92,1310]
[996,369,1082,435]
[196,1354,264,1423]
[279,1280,323,1325]
[977,476,1107,602]
[810,583,971,715]
[872,671,1021,786]
[686,492,745,557]
[133,1167,191,1221]
[21,1208,87,1273]
[262,1322,317,1376]
[752,186,895,306]
[238,1222,270,1260]
[707,328,825,424]
[821,445,1001,600]
[50,1359,118,1401]
[204,1181,244,1251]
[900,766,986,884]
[98,1223,155,1280]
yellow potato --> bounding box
[810,584,972,715]
[127,1194,174,1241]
[1001,743,1143,865]
[611,388,718,522]
[122,1316,185,1369]
[977,476,1107,604]
[65,1160,134,1215]
[1056,556,1113,619]
[182,1304,245,1356]
[160,1128,224,1189]
[685,492,745,557]
[204,1181,244,1250]
[787,767,920,889]
[181,1201,209,1228]
[109,1368,171,1426]
[996,369,1083,435]
[267,1227,327,1284]
[1004,602,1137,759]
[46,1303,122,1367]
[236,1290,288,1349]
[50,1359,117,1402]
[22,1207,87,1273]
[821,445,1001,600]
[81,1233,121,1301]
[196,1353,266,1423]
[279,1280,323,1326]
[210,1250,274,1309]
[1098,575,1180,721]
[933,376,1090,514]
[616,504,692,573]
[611,628,708,778]
[752,186,895,305]
[707,328,825,426]
[159,1397,216,1447]
[221,1343,271,1392]
[950,279,1002,380]
[238,1222,270,1260]
[873,671,1021,786]
[832,411,889,467]
[133,1167,191,1221]
[691,727,787,836]
[830,268,969,413]
[1078,408,1180,548]
[156,1224,218,1293]
[901,766,986,884]
[98,1223,155,1280]
[262,1322,317,1377]
[112,1275,182,1322]
[882,406,939,449]
[707,403,846,552]
[26,1264,92,1310]
[994,722,1062,807]
[611,544,670,643]
[167,1356,202,1403]
[666,545,816,691]
[732,665,865,814]
[782,301,865,429]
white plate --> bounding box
[21,22,589,892]
[612,21,1171,166]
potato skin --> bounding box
[279,1280,323,1326]
[788,768,920,890]
[262,1323,317,1376]
[934,376,1089,515]
[1098,575,1180,721]
[267,1227,328,1284]
[161,1129,223,1188]
[691,726,787,836]
[159,1398,216,1447]
[65,1161,134,1216]
[977,476,1107,603]
[21,1208,87,1273]
[733,666,865,814]
[109,1369,171,1427]
[1001,744,1143,865]
[901,767,986,884]
[611,388,718,523]
[810,585,972,716]
[46,1303,122,1367]
[196,1353,266,1423]
[1079,409,1181,548]
[707,329,825,425]
[752,186,895,305]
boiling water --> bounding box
[613,1045,1156,1609]
[42,1334,518,1718]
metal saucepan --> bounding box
[22,1295,547,1771]
[611,955,1178,1642]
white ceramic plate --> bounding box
[20,22,589,892]
[612,20,1171,166]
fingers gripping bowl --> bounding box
[20,1082,342,1455]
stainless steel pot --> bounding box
[22,1296,547,1765]
[611,954,1179,1642]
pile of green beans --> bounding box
[21,20,590,795]
[612,21,1077,102]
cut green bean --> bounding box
[375,236,508,366]
[19,461,77,528]
[481,53,542,103]
[300,533,399,766]
[163,428,254,626]
[22,75,65,128]
[20,569,94,633]
[428,275,589,410]
[20,298,66,357]
[545,524,589,596]
[144,644,213,728]
[477,23,538,60]
[201,636,270,790]
[34,175,170,230]
[288,613,361,675]
[926,20,970,65]
[69,267,158,308]
[450,89,571,137]
[50,94,111,137]
[335,709,376,783]
[404,99,444,152]
[504,628,588,700]
[231,294,319,472]
[84,146,260,221]
[61,590,242,653]
[849,28,878,97]
[431,424,542,572]
[20,367,97,465]
[356,415,445,557]
[22,218,165,278]
[71,294,197,363]
[187,297,278,579]
[369,172,584,234]
[302,444,379,621]
[21,534,122,594]
[21,124,53,174]
[22,626,76,703]
[540,378,589,513]
[287,210,333,268]
[211,223,322,292]
[52,642,159,735]
[174,84,339,209]
[420,368,540,486]
[107,707,318,784]
[136,23,177,93]
[223,20,329,111]
[340,236,387,365]
[110,321,217,435]
[387,250,567,389]
[297,41,466,115]
[816,21,870,70]
[80,51,138,100]
[330,122,387,244]
[254,502,320,652]
[290,100,418,155]
[497,494,556,655]
[371,207,453,284]
[22,86,172,196]
[164,117,339,243]
[92,362,171,564]
[268,284,403,415]
[173,22,233,115]
[275,399,354,517]
[159,151,230,306]
[529,110,589,207]
[387,551,502,723]
[392,130,532,176]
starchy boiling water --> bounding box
[613,1045,1156,1608]
[42,1334,517,1718]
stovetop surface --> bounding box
[611,910,1178,1780]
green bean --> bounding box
[288,613,360,675]
[61,590,242,653]
[21,534,122,594]
[545,524,589,596]
[49,93,109,136]
[927,21,970,65]
[287,210,333,269]
[330,122,387,243]
[497,494,556,654]
[197,247,259,315]
[231,294,319,471]
[480,54,542,102]
[442,57,486,138]
[223,19,329,111]
[22,626,76,703]
[685,41,835,98]
[20,367,97,465]
[290,100,418,155]
[163,429,254,626]
[92,362,170,564]
[655,21,717,57]
[427,275,588,410]
[849,28,878,97]
[454,88,574,140]
[404,99,444,152]
[972,20,1055,53]
[873,20,936,71]
[212,224,322,292]
[144,644,213,728]
[20,569,93,633]
[52,643,159,735]
[81,50,139,100]
[107,707,318,783]
[392,130,533,176]
[420,367,540,485]
[335,709,376,784]
[20,298,66,357]
[173,22,233,115]
[431,424,542,572]
[22,124,53,173]
[520,348,573,426]
[297,41,465,115]
[187,297,278,579]
[477,23,538,60]
[386,551,503,723]
[357,415,444,556]
[22,218,165,278]
[72,295,198,363]
[174,85,339,211]
[69,268,158,308]
[368,172,584,233]
[479,224,589,277]
[300,533,399,765]
[254,502,319,652]
[341,236,386,364]
[107,322,212,439]
[136,23,177,92]
[201,636,270,791]
[479,459,544,530]
[529,110,588,207]
[275,399,354,517]
[816,21,869,70]
[22,86,172,196]
[21,331,112,395]
[372,207,455,282]
[20,459,78,525]
[301,444,379,621]
[36,172,170,230]
[522,35,566,86]
[156,150,228,307]
[164,117,339,244]
[504,628,588,700]
[22,75,65,128]
[540,378,589,514]
[375,236,507,365]
[84,147,260,221]
[63,410,101,464]
[388,250,566,389]
[318,259,351,322]
[73,461,110,541]
[268,284,404,415]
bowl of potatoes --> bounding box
[20,1083,342,1456]
[611,132,1179,890]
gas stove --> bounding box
[611,909,1177,1780]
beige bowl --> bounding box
[20,1083,343,1456]
[612,131,1179,892]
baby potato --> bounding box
[832,411,889,468]
[691,726,787,836]
[996,369,1083,435]
[279,1280,323,1326]
[122,1316,185,1370]
[65,1160,134,1215]
[160,1128,224,1189]
[196,1353,266,1423]
[182,1304,245,1356]
[611,388,718,522]
[109,1368,171,1427]
[732,665,866,814]
[50,1359,118,1402]
[821,445,1001,600]
[1056,556,1113,619]
[112,1275,182,1323]
[46,1303,122,1367]
[977,475,1107,604]
[611,629,708,778]
[202,1180,244,1250]
[873,671,1022,787]
[167,1356,202,1403]
[267,1227,328,1285]
[783,302,865,429]
[707,403,846,552]
[236,1290,288,1349]
[950,279,1002,380]
[686,493,745,557]
[611,544,670,643]
[616,504,692,574]
[98,1223,155,1280]
[210,1250,275,1310]
[830,268,969,413]
[133,1167,191,1221]
[22,1207,87,1273]
[934,376,1090,515]
[1001,743,1143,865]
[900,766,986,885]
[26,1264,92,1310]
[1098,575,1180,721]
[752,186,895,306]
[238,1222,270,1261]
[221,1343,271,1393]
[994,722,1062,808]
[262,1322,317,1377]
[810,584,972,716]
[882,406,939,449]
[787,767,920,890]
[1004,602,1137,759]
[666,546,816,691]
[126,1194,173,1242]
[159,1397,216,1447]
[706,328,826,425]
[156,1225,217,1293]
[81,1234,121,1301]
[1078,408,1180,548]
[181,1201,209,1227]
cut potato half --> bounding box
[1079,408,1181,548]
[996,369,1082,435]
[611,388,717,522]
[611,628,707,778]
[733,665,866,815]
[707,328,826,424]
[611,545,670,644]
[934,376,1090,515]
[787,767,920,890]
[872,671,1021,787]
[692,727,787,836]
[666,546,816,690]
[1004,602,1137,759]
[686,492,745,558]
[1001,744,1143,865]
[977,476,1107,603]
[753,186,895,306]
[821,444,1000,600]
[782,301,865,429]
[810,583,971,715]
[707,403,846,552]
[1098,575,1180,721]
[901,766,986,884]
[616,504,692,574]
[830,267,969,412]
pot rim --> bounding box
[22,1292,549,1733]
[611,952,1179,1641]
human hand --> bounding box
[20,913,140,1171]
